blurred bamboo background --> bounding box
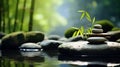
[0,0,66,34]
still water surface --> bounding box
[0,50,120,67]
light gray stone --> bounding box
[19,43,41,51]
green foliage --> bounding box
[111,27,120,31]
[73,10,95,37]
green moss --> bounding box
[25,31,45,43]
[64,27,79,38]
[112,27,120,31]
[1,32,25,49]
[96,20,114,32]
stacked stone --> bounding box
[87,24,107,44]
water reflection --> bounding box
[21,51,42,57]
[0,50,120,67]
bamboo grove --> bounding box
[0,0,35,33]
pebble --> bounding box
[39,40,63,50]
[94,24,102,29]
[87,37,107,44]
[92,29,103,33]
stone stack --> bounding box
[87,24,107,44]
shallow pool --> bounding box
[0,50,120,67]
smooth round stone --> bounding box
[94,24,102,29]
[19,43,41,51]
[87,37,107,44]
[39,40,63,50]
[92,29,103,33]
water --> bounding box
[0,50,120,67]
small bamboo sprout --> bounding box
[73,10,96,37]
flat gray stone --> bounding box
[58,41,120,55]
[94,24,102,29]
[92,29,103,33]
[87,37,107,44]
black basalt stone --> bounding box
[39,40,63,50]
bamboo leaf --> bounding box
[80,26,84,33]
[80,12,85,20]
[85,12,92,22]
[72,31,77,37]
[87,28,92,33]
[77,10,85,13]
[79,26,84,37]
[92,17,96,24]
[76,29,81,36]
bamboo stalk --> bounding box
[2,0,6,33]
[6,0,11,33]
[20,0,27,31]
[13,0,19,32]
[28,0,35,31]
[0,0,3,31]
